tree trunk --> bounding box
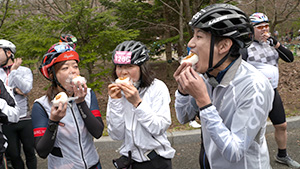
[183,0,192,37]
[179,0,184,57]
[163,3,173,79]
[87,62,94,84]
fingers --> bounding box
[108,84,122,98]
[50,102,67,121]
[173,62,191,79]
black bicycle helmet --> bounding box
[189,3,253,73]
[189,3,253,48]
[112,40,149,65]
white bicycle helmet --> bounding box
[249,12,269,26]
[0,39,16,54]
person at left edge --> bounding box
[31,43,104,169]
[0,39,37,169]
[0,58,20,168]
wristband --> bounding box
[200,103,213,111]
[48,120,59,132]
[136,101,142,108]
[178,90,189,96]
[13,88,18,95]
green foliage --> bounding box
[0,0,139,93]
[101,0,163,44]
[88,66,112,94]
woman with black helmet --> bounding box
[106,40,175,169]
[174,4,274,169]
[31,43,104,169]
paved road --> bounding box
[36,116,300,169]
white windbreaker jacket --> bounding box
[175,57,274,169]
[0,66,33,119]
[107,79,175,162]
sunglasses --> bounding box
[255,25,269,30]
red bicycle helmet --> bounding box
[60,34,77,49]
[40,43,79,81]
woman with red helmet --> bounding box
[31,43,104,169]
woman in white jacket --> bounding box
[107,40,175,169]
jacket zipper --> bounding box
[70,104,88,169]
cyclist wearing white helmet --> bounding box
[107,40,175,169]
[174,4,274,169]
[0,39,36,169]
[240,12,300,168]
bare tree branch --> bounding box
[0,0,10,29]
[134,18,180,34]
[276,0,300,24]
[159,0,181,17]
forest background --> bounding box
[1,0,300,133]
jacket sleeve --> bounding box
[0,80,19,123]
[106,97,126,140]
[276,45,294,62]
[199,78,274,163]
[174,90,199,125]
[76,90,104,139]
[8,67,33,94]
[134,81,172,136]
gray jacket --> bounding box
[175,57,274,169]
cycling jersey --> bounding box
[31,88,103,169]
[242,40,294,89]
[175,57,274,169]
[107,79,175,162]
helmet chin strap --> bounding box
[51,67,69,94]
[0,50,14,67]
[206,35,215,73]
[205,34,231,76]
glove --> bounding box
[267,36,278,47]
